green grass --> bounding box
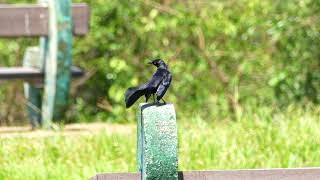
[0,105,320,179]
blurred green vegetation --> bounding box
[1,105,320,179]
[0,0,319,125]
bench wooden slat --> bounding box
[0,3,89,37]
[0,66,83,80]
[91,168,320,180]
[91,173,140,180]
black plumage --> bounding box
[125,59,172,108]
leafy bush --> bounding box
[0,0,319,124]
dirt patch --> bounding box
[0,123,135,138]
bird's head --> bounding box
[148,59,167,68]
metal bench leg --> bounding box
[137,103,178,180]
[23,47,43,128]
[41,0,72,128]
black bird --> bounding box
[125,59,172,108]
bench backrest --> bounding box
[0,4,89,37]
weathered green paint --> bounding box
[42,0,72,127]
[38,0,49,127]
[23,47,43,128]
[137,103,178,180]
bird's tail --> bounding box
[125,84,147,108]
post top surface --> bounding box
[139,102,173,107]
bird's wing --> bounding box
[147,69,167,88]
[156,72,172,101]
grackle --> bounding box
[125,59,172,108]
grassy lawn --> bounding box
[0,106,320,180]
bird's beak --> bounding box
[148,61,153,65]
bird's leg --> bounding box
[145,94,151,103]
[161,98,166,104]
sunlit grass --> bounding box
[0,105,320,180]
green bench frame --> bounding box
[0,1,89,128]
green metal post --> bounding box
[38,0,48,127]
[23,47,43,128]
[137,103,178,180]
[42,0,72,127]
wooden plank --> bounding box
[0,3,89,37]
[179,169,320,180]
[72,3,90,36]
[0,66,83,80]
[91,168,320,180]
[91,173,140,180]
[137,103,178,180]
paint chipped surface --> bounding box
[137,103,178,180]
[42,0,72,126]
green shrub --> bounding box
[0,0,319,124]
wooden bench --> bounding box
[0,1,89,128]
[91,168,320,180]
[91,104,320,180]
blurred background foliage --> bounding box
[0,0,319,125]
